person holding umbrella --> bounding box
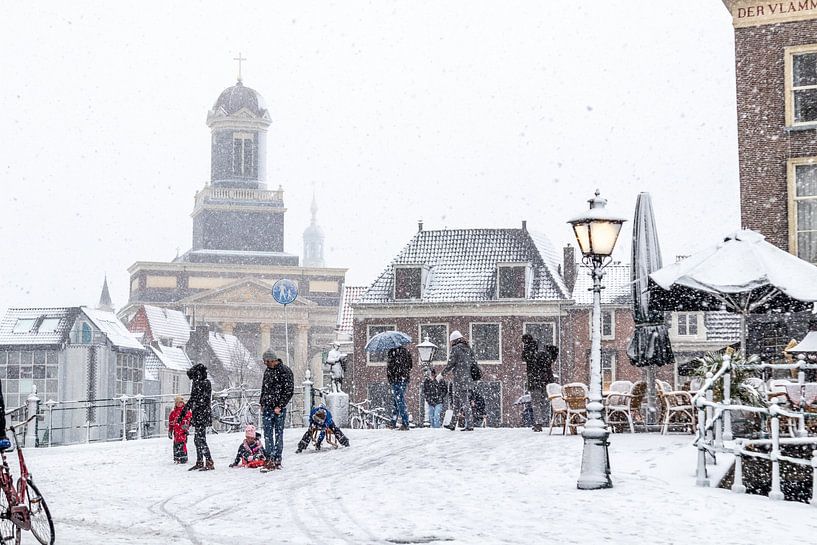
[387,345,413,430]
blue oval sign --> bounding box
[272,279,298,305]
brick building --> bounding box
[720,0,817,353]
[350,223,571,427]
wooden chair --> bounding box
[546,383,567,435]
[629,380,647,427]
[562,383,588,435]
[605,380,635,433]
[657,380,696,434]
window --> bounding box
[116,353,143,396]
[471,323,500,363]
[232,133,256,178]
[172,374,180,394]
[12,319,36,334]
[524,322,556,351]
[786,45,817,126]
[394,266,422,300]
[497,264,528,299]
[419,324,448,362]
[587,349,616,390]
[81,322,93,344]
[37,317,61,333]
[677,313,698,336]
[590,310,615,340]
[366,324,395,365]
[788,158,817,263]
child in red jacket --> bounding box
[168,396,192,464]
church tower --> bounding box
[188,70,293,265]
[97,275,114,312]
[303,195,325,267]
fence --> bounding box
[693,352,817,505]
[25,372,319,448]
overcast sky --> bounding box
[0,1,739,312]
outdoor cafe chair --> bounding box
[546,383,567,435]
[657,380,696,435]
[604,380,635,433]
[629,380,647,426]
[562,383,589,435]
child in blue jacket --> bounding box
[296,405,349,452]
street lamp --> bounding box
[416,336,438,427]
[567,189,626,490]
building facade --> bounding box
[721,0,817,352]
[119,78,346,404]
[350,223,571,427]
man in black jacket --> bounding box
[259,349,294,470]
[386,346,412,430]
[522,334,556,432]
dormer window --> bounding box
[232,132,256,178]
[497,263,530,299]
[12,319,36,334]
[394,266,423,300]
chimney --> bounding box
[563,244,577,293]
[521,220,527,232]
[418,220,423,232]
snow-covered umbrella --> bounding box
[648,229,817,354]
[364,330,413,352]
[626,193,673,424]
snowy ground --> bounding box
[20,428,817,544]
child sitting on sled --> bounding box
[296,405,350,452]
[229,425,267,468]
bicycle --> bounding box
[0,418,54,545]
[349,399,390,429]
[210,385,261,433]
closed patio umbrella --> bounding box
[626,192,673,425]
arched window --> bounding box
[81,323,92,344]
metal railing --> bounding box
[693,352,817,505]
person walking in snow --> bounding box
[178,363,214,471]
[423,368,447,428]
[386,345,413,430]
[522,334,552,432]
[441,330,477,431]
[259,349,294,471]
[229,425,267,468]
[168,395,192,463]
[296,404,350,452]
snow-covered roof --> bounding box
[143,305,190,347]
[149,343,193,372]
[337,286,367,335]
[208,332,254,371]
[81,308,146,351]
[572,263,632,305]
[357,228,570,304]
[0,307,79,347]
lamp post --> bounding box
[567,190,626,490]
[417,336,438,427]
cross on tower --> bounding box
[233,52,246,82]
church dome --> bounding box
[304,223,325,238]
[212,81,267,117]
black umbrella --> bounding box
[626,193,673,424]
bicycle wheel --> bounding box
[25,480,54,545]
[210,402,231,433]
[243,402,261,428]
[349,415,363,430]
[0,486,14,544]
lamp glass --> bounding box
[588,221,623,257]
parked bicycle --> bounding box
[0,417,54,545]
[210,385,261,433]
[349,399,390,429]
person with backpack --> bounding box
[522,334,556,432]
[441,330,477,431]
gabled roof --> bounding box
[572,263,633,305]
[208,332,255,372]
[357,228,570,305]
[143,305,190,347]
[149,343,193,373]
[0,308,79,347]
[81,308,146,351]
[178,277,317,307]
[337,286,367,334]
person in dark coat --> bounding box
[178,363,214,470]
[423,368,447,428]
[522,334,557,432]
[442,330,477,431]
[259,349,294,470]
[386,345,413,430]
